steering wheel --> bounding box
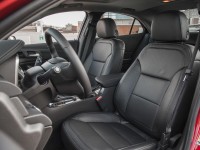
[45,28,92,98]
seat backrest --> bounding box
[114,11,195,139]
[84,18,125,86]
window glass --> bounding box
[13,11,86,44]
[102,12,144,36]
[130,20,144,34]
[181,9,200,31]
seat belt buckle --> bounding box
[158,131,171,150]
[183,69,192,81]
[96,95,103,101]
[185,69,192,75]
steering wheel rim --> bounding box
[45,28,92,98]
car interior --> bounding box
[1,0,200,150]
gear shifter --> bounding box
[37,66,61,84]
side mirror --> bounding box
[8,36,16,40]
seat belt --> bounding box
[81,23,96,63]
[131,33,150,63]
[157,30,200,150]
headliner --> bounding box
[61,0,197,12]
[44,0,197,32]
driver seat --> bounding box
[84,18,125,87]
[61,11,195,150]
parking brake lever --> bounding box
[37,66,61,84]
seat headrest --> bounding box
[151,11,189,42]
[97,18,118,38]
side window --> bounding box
[182,9,200,31]
[13,11,86,44]
[130,20,144,34]
[102,12,144,36]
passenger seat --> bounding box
[61,11,200,150]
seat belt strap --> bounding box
[81,23,96,63]
[157,30,200,150]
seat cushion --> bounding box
[62,112,157,150]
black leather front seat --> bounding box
[84,18,125,86]
[62,11,196,150]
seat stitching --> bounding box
[68,120,92,150]
[122,123,155,141]
[110,124,139,145]
[132,93,159,106]
[87,123,114,149]
[141,45,189,69]
[164,69,186,126]
[145,43,193,68]
[124,60,141,112]
[63,118,156,150]
[100,53,112,75]
[72,112,120,123]
[64,120,92,150]
[62,121,84,150]
[117,142,156,150]
[148,43,191,54]
[93,59,107,63]
[141,72,170,81]
[123,117,158,133]
[93,42,112,64]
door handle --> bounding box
[27,51,40,57]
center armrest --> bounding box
[95,73,124,88]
